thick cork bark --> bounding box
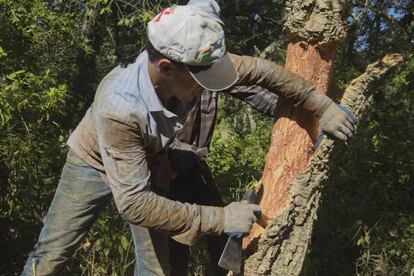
[242,54,403,275]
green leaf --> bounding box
[0,47,7,58]
[120,235,129,250]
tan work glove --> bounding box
[223,202,261,238]
[319,103,357,141]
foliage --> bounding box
[221,0,286,59]
[207,95,272,203]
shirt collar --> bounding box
[138,51,177,118]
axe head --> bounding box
[218,236,242,274]
[218,189,257,274]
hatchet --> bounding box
[218,189,267,274]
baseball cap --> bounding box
[147,5,238,91]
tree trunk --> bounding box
[245,0,349,247]
[241,1,403,275]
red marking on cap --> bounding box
[155,5,177,22]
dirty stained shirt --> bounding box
[67,51,333,245]
[68,51,223,245]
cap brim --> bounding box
[187,53,238,92]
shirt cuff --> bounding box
[171,205,224,245]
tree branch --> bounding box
[243,53,403,276]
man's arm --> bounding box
[96,114,224,245]
[229,53,332,117]
[229,54,355,140]
[96,113,260,244]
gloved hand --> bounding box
[319,103,357,142]
[223,202,261,238]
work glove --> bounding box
[223,202,261,238]
[319,103,357,143]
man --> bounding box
[22,5,261,276]
[22,4,354,276]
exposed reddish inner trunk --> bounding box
[244,41,337,246]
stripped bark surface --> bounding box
[243,54,403,276]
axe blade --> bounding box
[218,236,242,274]
[218,189,257,274]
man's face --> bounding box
[168,64,204,102]
[153,58,204,103]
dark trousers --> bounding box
[168,161,227,276]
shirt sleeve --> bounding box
[225,85,280,117]
[229,53,333,117]
[96,113,224,245]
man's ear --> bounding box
[158,58,173,76]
